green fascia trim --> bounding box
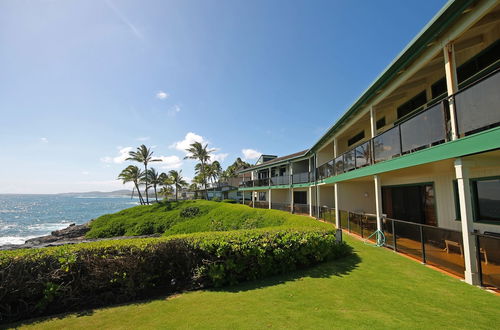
[239,184,291,191]
[310,0,475,153]
[291,183,313,188]
[322,127,500,184]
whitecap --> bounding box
[0,235,39,246]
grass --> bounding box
[14,234,500,329]
[86,200,328,238]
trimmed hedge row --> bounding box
[0,228,350,323]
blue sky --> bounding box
[0,0,447,193]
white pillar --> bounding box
[444,42,459,140]
[268,189,272,209]
[334,183,340,228]
[374,175,383,231]
[242,191,245,204]
[370,107,377,138]
[308,186,313,216]
[252,191,255,208]
[317,185,321,217]
[454,158,480,285]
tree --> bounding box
[184,142,211,199]
[118,165,145,205]
[169,169,188,201]
[146,168,162,203]
[209,161,222,186]
[126,145,161,205]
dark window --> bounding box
[258,192,266,201]
[382,183,437,226]
[376,117,386,130]
[293,191,307,204]
[347,130,365,147]
[397,90,427,119]
[453,180,461,220]
[472,178,500,223]
[457,41,500,84]
[431,77,447,99]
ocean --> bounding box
[0,194,139,246]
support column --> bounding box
[242,191,245,204]
[290,187,294,213]
[317,185,321,218]
[444,42,459,140]
[308,186,313,216]
[454,158,480,285]
[268,189,272,209]
[252,191,255,208]
[374,175,383,231]
[334,183,340,228]
[370,106,377,138]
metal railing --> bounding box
[271,202,291,212]
[253,201,269,209]
[270,175,290,186]
[293,203,309,215]
[474,232,500,289]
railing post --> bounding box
[420,225,426,264]
[392,219,397,251]
[475,233,483,287]
[347,212,351,233]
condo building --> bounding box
[238,0,500,290]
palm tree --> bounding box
[146,168,162,203]
[118,165,145,205]
[168,170,188,201]
[126,145,161,205]
[185,142,211,199]
[210,161,222,187]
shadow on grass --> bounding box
[214,252,362,293]
[8,253,361,328]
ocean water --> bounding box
[0,194,139,246]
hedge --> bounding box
[0,228,350,324]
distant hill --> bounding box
[58,190,134,197]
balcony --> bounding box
[292,172,310,184]
[270,175,290,185]
[317,69,499,180]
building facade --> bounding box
[238,0,500,289]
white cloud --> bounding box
[211,153,229,163]
[136,136,150,141]
[167,104,181,116]
[82,171,90,175]
[155,155,183,169]
[40,137,48,143]
[156,91,169,100]
[101,146,133,164]
[170,132,208,153]
[242,148,262,160]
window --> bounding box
[347,130,365,147]
[397,90,427,119]
[293,191,307,204]
[258,192,266,201]
[431,78,447,99]
[376,117,386,130]
[457,40,500,84]
[472,177,500,223]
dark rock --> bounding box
[51,223,90,238]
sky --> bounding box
[0,0,448,194]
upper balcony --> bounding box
[317,69,500,181]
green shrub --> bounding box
[0,228,350,323]
[212,197,221,202]
[180,206,200,218]
[221,199,236,203]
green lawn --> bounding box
[14,234,500,329]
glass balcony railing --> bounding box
[292,172,310,184]
[317,160,334,180]
[474,232,500,289]
[270,175,290,185]
[454,69,500,137]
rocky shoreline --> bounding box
[0,222,160,251]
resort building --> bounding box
[238,0,500,290]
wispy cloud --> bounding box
[81,171,90,175]
[211,153,229,163]
[242,148,261,160]
[136,136,150,142]
[40,137,48,143]
[156,91,169,100]
[105,0,144,40]
[101,146,133,164]
[168,104,181,116]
